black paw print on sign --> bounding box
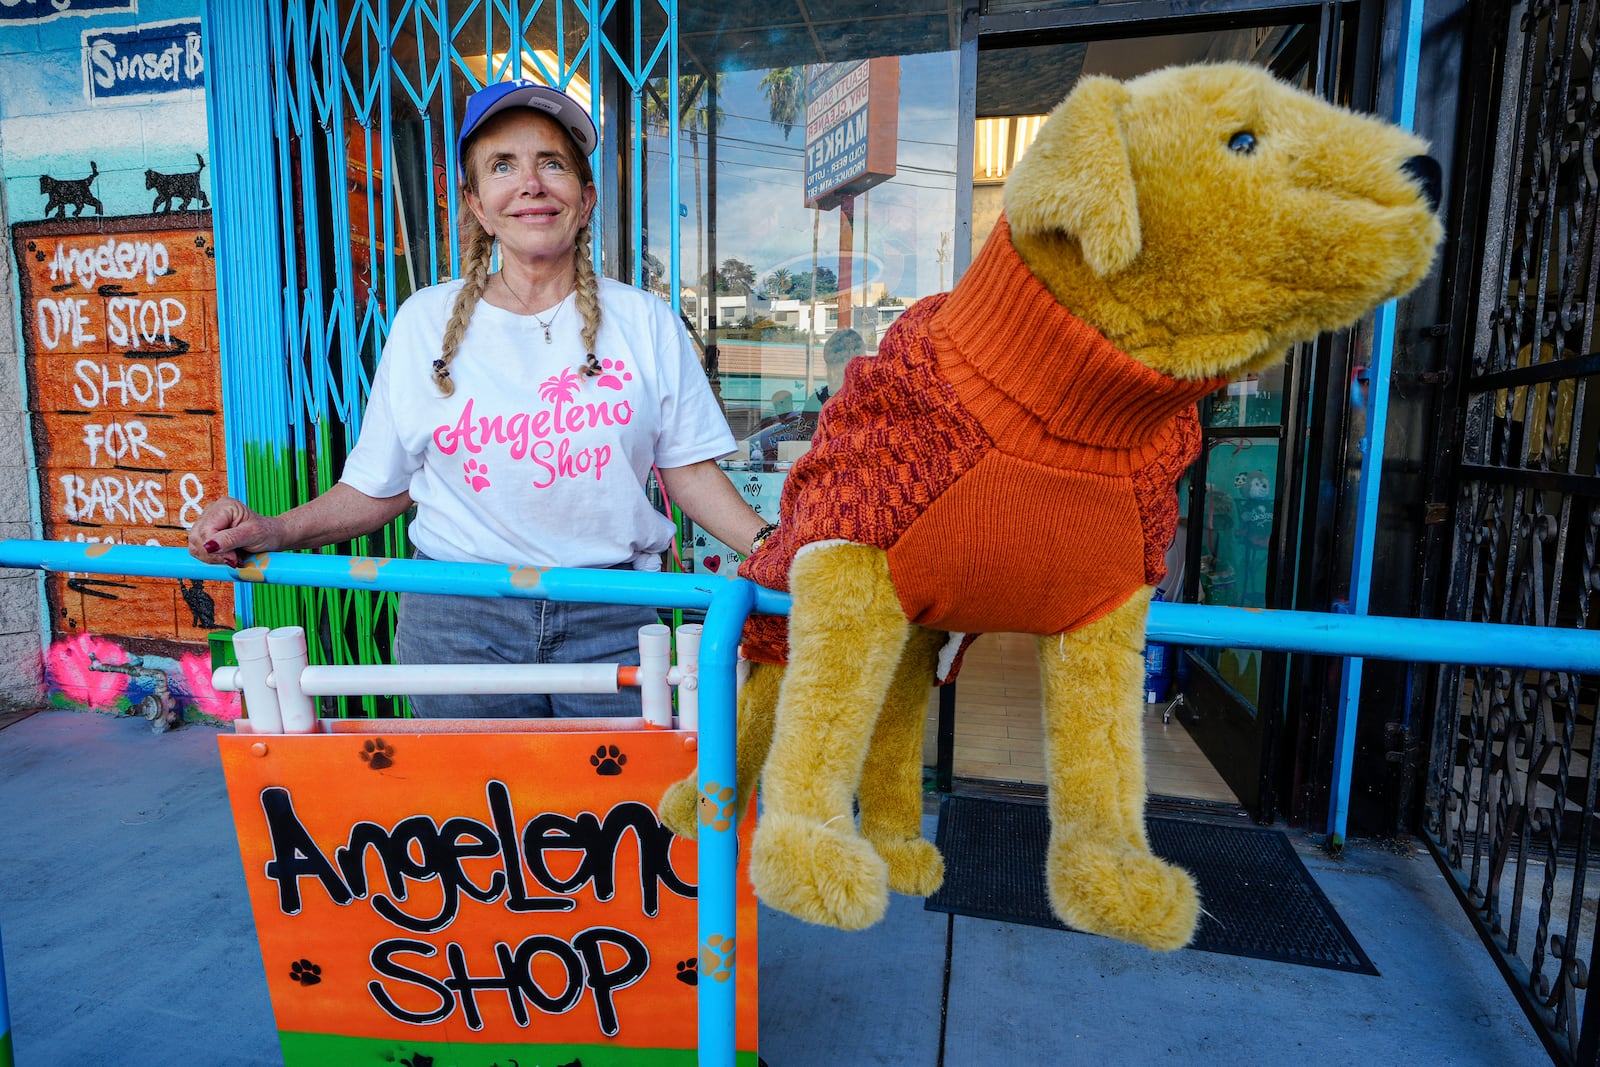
[590,744,626,775]
[398,1055,434,1067]
[289,958,321,986]
[360,738,394,770]
[675,958,698,986]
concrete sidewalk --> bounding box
[0,710,1547,1066]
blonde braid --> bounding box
[434,206,495,396]
[575,226,604,377]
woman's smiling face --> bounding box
[464,109,596,269]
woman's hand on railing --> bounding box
[187,497,286,568]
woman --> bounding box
[188,80,771,717]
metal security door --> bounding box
[1423,2,1600,1062]
[203,0,685,714]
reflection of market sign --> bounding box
[83,20,205,102]
[804,57,899,209]
[0,0,133,22]
[219,727,759,1062]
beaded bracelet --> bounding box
[750,522,779,555]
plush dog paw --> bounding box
[750,811,890,930]
[1046,839,1200,952]
[658,777,701,839]
[869,835,946,897]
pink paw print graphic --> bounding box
[463,458,491,492]
[596,358,633,391]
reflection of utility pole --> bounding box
[806,206,820,394]
[861,188,871,342]
[937,230,951,292]
[837,195,855,330]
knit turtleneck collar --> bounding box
[929,216,1228,473]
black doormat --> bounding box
[924,793,1378,974]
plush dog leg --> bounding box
[859,625,945,896]
[751,542,910,929]
[1037,589,1200,951]
[659,662,784,840]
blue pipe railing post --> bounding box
[0,925,13,1067]
[1327,0,1428,851]
[696,578,755,1067]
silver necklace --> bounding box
[532,299,561,345]
[499,272,563,344]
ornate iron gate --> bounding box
[203,0,683,714]
[1425,2,1600,1061]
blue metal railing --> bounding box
[1329,0,1429,849]
[0,924,11,1067]
[4,539,1600,1065]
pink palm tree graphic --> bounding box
[540,368,582,404]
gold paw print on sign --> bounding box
[509,564,543,590]
[349,558,389,582]
[237,554,269,582]
[698,782,736,832]
[700,933,735,983]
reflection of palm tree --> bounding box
[760,67,804,139]
[646,74,724,330]
[764,266,793,298]
[760,66,824,386]
[539,368,581,403]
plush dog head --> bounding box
[1004,62,1442,381]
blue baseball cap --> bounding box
[456,80,598,170]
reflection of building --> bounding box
[682,288,905,338]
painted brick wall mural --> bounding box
[2,0,240,724]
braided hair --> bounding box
[435,112,602,395]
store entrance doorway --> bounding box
[933,7,1366,824]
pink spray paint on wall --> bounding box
[44,633,242,726]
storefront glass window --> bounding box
[642,1,962,571]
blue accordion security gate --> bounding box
[201,0,685,714]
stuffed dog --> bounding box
[662,62,1442,951]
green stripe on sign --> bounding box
[276,1031,762,1065]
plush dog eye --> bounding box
[1228,131,1258,154]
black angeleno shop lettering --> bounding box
[368,927,649,1035]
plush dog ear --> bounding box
[1004,76,1141,276]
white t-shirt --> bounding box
[340,277,735,569]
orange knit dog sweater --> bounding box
[739,217,1226,678]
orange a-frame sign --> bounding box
[219,720,758,1066]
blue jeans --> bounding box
[393,562,661,718]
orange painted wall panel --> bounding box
[15,215,232,642]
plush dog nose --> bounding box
[1402,155,1442,211]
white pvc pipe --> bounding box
[296,663,624,696]
[638,622,673,727]
[231,626,281,732]
[267,626,317,733]
[674,623,702,731]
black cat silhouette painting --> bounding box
[40,162,103,218]
[148,153,209,213]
